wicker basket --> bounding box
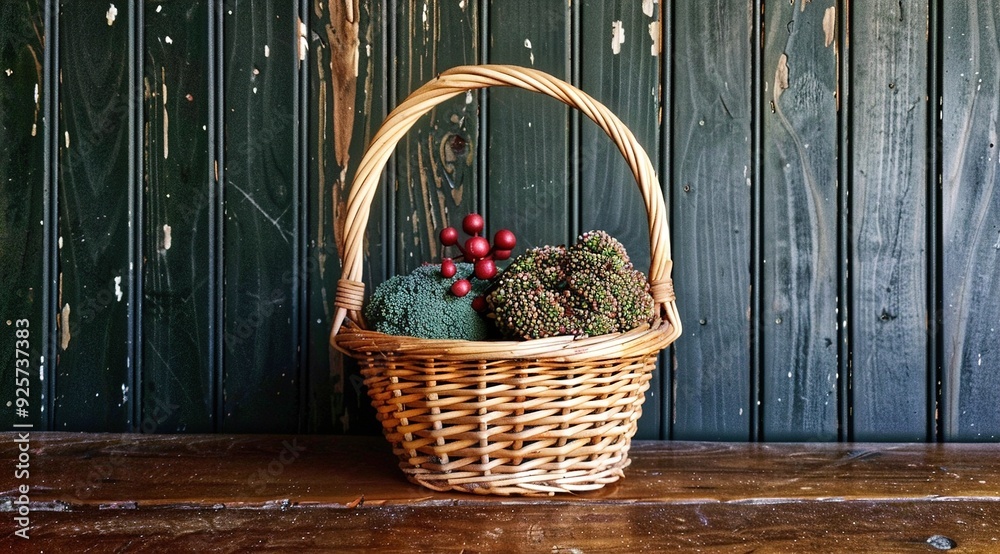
[331,65,682,496]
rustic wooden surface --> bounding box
[941,0,1000,441]
[849,0,932,441]
[54,1,136,431]
[4,433,1000,551]
[143,0,215,433]
[760,0,841,441]
[670,0,753,441]
[3,0,1000,443]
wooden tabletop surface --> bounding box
[3,433,999,552]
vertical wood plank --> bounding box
[670,0,754,441]
[0,1,48,429]
[54,0,134,431]
[942,0,1000,441]
[394,0,479,275]
[486,0,569,249]
[578,1,663,439]
[222,0,301,432]
[761,0,840,440]
[309,0,386,434]
[141,1,213,432]
[849,0,931,441]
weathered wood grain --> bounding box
[942,0,1000,441]
[142,1,214,433]
[54,1,135,431]
[486,1,570,250]
[670,0,754,441]
[309,0,386,434]
[760,0,840,440]
[7,434,1000,551]
[221,0,302,432]
[850,0,931,441]
[393,0,479,275]
[0,1,47,430]
[578,0,664,440]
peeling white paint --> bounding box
[264,44,270,57]
[106,4,118,26]
[114,275,123,302]
[642,0,656,17]
[465,90,473,104]
[58,236,63,249]
[5,68,12,77]
[162,76,169,159]
[64,131,70,148]
[524,39,534,65]
[421,1,429,31]
[156,5,162,13]
[298,19,309,62]
[459,0,467,9]
[34,83,39,104]
[648,21,660,56]
[165,36,173,44]
[611,21,625,55]
[162,223,172,251]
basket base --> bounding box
[399,446,633,496]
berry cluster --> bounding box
[439,213,516,302]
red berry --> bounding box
[465,236,491,260]
[474,258,497,280]
[440,226,459,246]
[493,249,512,261]
[471,295,487,313]
[440,258,457,278]
[450,278,472,297]
[493,229,517,251]
[462,213,485,235]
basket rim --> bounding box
[334,317,676,362]
[331,64,682,349]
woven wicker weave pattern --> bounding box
[331,65,681,495]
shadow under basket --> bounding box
[330,65,682,496]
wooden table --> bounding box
[3,433,999,552]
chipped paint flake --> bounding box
[34,83,39,104]
[823,7,836,47]
[523,38,534,65]
[156,4,162,13]
[106,4,118,26]
[60,304,71,350]
[165,36,173,44]
[5,68,12,77]
[264,44,270,57]
[648,21,660,56]
[774,53,789,106]
[114,276,123,302]
[58,236,63,249]
[64,131,70,148]
[611,21,625,55]
[162,224,172,251]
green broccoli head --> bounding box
[486,230,654,339]
[365,263,491,340]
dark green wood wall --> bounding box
[2,0,998,441]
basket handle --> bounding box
[332,64,677,336]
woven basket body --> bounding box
[331,65,681,496]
